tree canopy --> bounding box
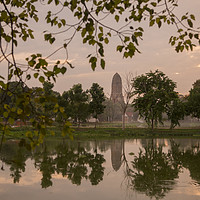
[186,79,200,120]
[62,83,90,126]
[132,70,183,129]
[89,83,105,127]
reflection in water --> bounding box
[1,140,30,183]
[0,140,106,188]
[124,140,179,200]
[1,138,200,200]
[122,139,200,199]
[111,140,124,171]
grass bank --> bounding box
[5,126,200,140]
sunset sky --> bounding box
[1,0,200,96]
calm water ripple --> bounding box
[0,138,200,200]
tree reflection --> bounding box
[0,141,30,183]
[34,145,55,188]
[53,143,105,186]
[2,138,200,195]
[125,140,180,200]
[0,140,105,188]
[181,145,200,185]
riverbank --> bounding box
[5,126,200,140]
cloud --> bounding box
[46,58,75,65]
[14,52,75,66]
[15,52,33,62]
[187,46,200,59]
[67,71,114,79]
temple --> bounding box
[110,73,124,103]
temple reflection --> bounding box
[1,138,200,200]
[110,140,124,171]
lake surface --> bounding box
[1,138,200,200]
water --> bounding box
[1,138,200,200]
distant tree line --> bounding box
[1,70,200,131]
[0,82,106,129]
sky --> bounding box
[1,0,200,96]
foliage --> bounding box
[186,80,200,120]
[132,70,183,129]
[192,79,200,89]
[0,81,71,148]
[166,97,185,129]
[89,83,105,126]
[31,81,61,119]
[98,98,122,122]
[1,0,199,71]
[62,84,90,126]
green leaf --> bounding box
[190,14,195,20]
[89,56,97,71]
[187,19,193,28]
[34,73,39,78]
[8,117,15,125]
[149,19,155,27]
[189,33,193,39]
[49,37,55,44]
[181,15,187,21]
[99,26,103,32]
[3,112,8,118]
[39,76,45,83]
[151,2,157,7]
[61,19,66,25]
[28,60,35,67]
[98,47,104,56]
[116,45,124,52]
[60,66,67,74]
[44,33,51,40]
[156,18,162,28]
[59,107,64,113]
[54,0,59,6]
[17,108,23,115]
[115,15,119,22]
[194,34,199,39]
[124,36,130,42]
[100,58,105,69]
[26,74,31,80]
[39,59,48,67]
[81,28,87,37]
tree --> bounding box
[64,84,89,126]
[120,72,135,130]
[132,70,183,129]
[166,97,185,129]
[0,0,200,142]
[192,79,200,89]
[89,83,105,128]
[38,81,59,119]
[98,98,120,122]
[186,80,200,120]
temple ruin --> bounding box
[110,73,124,103]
